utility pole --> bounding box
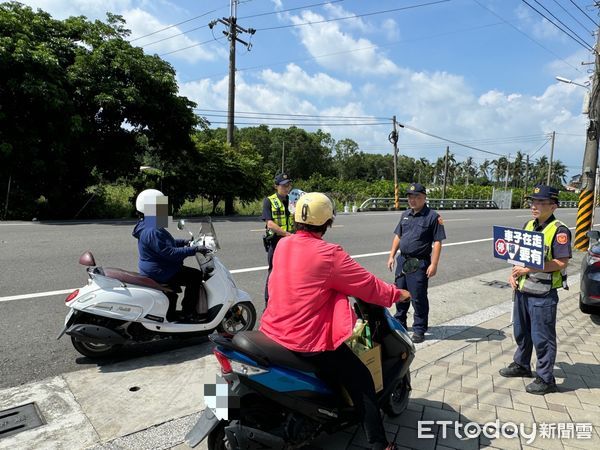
[546,131,556,185]
[209,0,255,146]
[442,146,449,199]
[524,154,530,206]
[575,29,600,251]
[281,141,285,173]
[504,154,510,191]
[389,116,403,210]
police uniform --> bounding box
[393,183,446,336]
[501,185,571,394]
[261,173,294,302]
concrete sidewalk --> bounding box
[1,278,599,449]
[308,289,600,449]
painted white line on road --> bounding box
[1,227,591,304]
[0,289,74,303]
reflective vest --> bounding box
[266,193,294,234]
[517,219,564,295]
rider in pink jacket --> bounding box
[260,192,409,450]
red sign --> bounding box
[495,239,507,256]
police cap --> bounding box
[527,185,559,203]
[406,183,426,195]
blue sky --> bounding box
[15,0,600,179]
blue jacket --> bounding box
[132,219,196,283]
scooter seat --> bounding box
[232,331,318,373]
[102,267,174,293]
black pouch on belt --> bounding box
[402,257,421,274]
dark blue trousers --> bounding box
[264,236,282,303]
[394,255,430,334]
[513,290,559,384]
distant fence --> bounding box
[357,198,498,211]
[559,201,578,208]
[357,198,579,211]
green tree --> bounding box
[0,2,199,218]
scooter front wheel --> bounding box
[217,302,257,336]
[383,373,411,417]
[71,336,121,358]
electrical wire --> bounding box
[528,137,551,157]
[205,120,389,126]
[521,0,594,53]
[159,37,226,57]
[472,0,582,73]
[568,0,599,27]
[180,21,505,81]
[194,108,389,120]
[551,0,593,35]
[255,0,450,32]
[530,0,594,51]
[129,4,228,43]
[139,0,347,48]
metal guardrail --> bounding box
[357,198,498,211]
[558,201,578,208]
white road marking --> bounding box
[2,223,591,303]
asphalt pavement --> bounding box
[0,208,589,389]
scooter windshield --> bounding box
[197,218,221,250]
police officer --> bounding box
[261,173,294,304]
[500,185,571,395]
[387,183,446,343]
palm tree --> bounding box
[534,156,549,184]
[478,159,492,182]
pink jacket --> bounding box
[259,230,404,352]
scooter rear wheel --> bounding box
[383,373,411,417]
[71,336,121,358]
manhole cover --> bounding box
[481,280,511,289]
[0,403,44,439]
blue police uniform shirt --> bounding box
[526,214,572,260]
[393,205,446,257]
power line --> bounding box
[159,37,225,56]
[181,21,505,81]
[206,120,389,127]
[521,0,595,53]
[129,4,227,43]
[139,0,345,48]
[472,0,582,73]
[568,0,599,27]
[255,0,450,32]
[531,0,594,51]
[551,0,593,35]
[528,137,551,157]
[194,108,389,120]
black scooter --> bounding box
[186,298,415,449]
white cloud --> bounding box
[18,0,133,19]
[382,18,400,41]
[260,64,352,97]
[124,8,216,63]
[289,10,400,76]
[323,3,371,33]
[515,3,562,41]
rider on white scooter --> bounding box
[132,189,208,322]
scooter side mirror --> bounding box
[587,230,600,241]
[177,219,186,230]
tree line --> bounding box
[0,3,571,220]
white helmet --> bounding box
[294,192,334,226]
[136,189,164,214]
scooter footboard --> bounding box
[224,421,286,450]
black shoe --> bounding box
[411,332,425,343]
[525,376,557,395]
[499,362,533,378]
[179,312,206,323]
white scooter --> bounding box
[57,218,257,358]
